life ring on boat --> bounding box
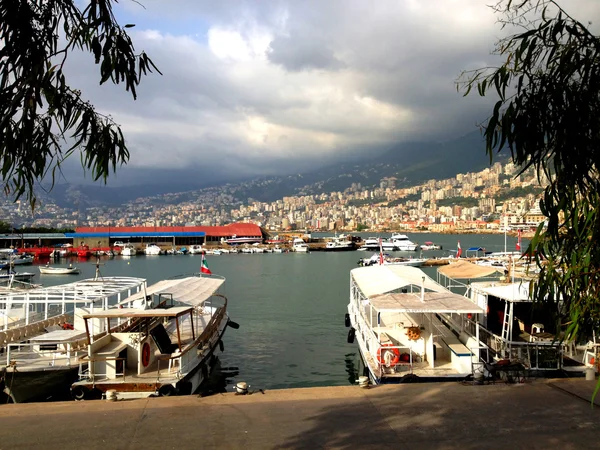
[141,342,151,367]
[377,343,400,366]
[62,322,74,330]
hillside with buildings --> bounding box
[2,158,546,234]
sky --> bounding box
[62,0,600,188]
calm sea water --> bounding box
[32,232,526,392]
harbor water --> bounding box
[33,232,527,393]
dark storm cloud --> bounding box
[55,0,600,188]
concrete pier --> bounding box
[0,379,598,449]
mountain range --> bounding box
[45,130,508,208]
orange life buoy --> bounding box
[591,357,596,366]
[377,343,400,366]
[142,342,151,367]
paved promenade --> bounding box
[0,379,598,449]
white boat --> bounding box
[0,270,36,283]
[292,238,309,253]
[420,241,442,251]
[0,276,147,403]
[437,260,599,376]
[70,274,238,400]
[273,246,284,253]
[361,237,381,251]
[120,244,137,256]
[346,265,483,385]
[358,253,426,267]
[144,244,162,255]
[0,255,34,268]
[324,235,355,251]
[188,245,204,255]
[390,233,418,252]
[226,235,263,245]
[39,264,80,275]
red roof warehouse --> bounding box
[70,223,266,247]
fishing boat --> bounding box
[0,276,147,403]
[0,255,34,268]
[0,269,36,283]
[346,265,483,384]
[70,273,238,400]
[39,264,80,275]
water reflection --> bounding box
[344,352,359,385]
[197,357,239,397]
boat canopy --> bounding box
[437,260,504,279]
[471,281,531,303]
[369,292,483,314]
[0,277,147,304]
[121,275,225,307]
[351,265,449,298]
[82,306,193,319]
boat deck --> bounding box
[364,351,466,381]
[83,309,218,386]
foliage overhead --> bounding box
[0,0,160,209]
[459,0,600,345]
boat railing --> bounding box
[5,339,87,369]
[461,316,563,369]
[351,300,415,374]
[0,313,73,345]
[505,340,562,370]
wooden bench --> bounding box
[93,340,128,379]
[96,340,127,358]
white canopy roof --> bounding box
[351,265,449,298]
[83,306,193,319]
[471,281,531,303]
[370,292,483,314]
[121,275,225,307]
[437,260,504,279]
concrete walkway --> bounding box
[0,379,598,449]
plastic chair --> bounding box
[532,323,544,334]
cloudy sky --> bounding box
[63,0,599,187]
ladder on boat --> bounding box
[500,302,514,358]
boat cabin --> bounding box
[81,306,196,382]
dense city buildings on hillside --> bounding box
[1,161,546,233]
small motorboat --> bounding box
[420,241,442,251]
[39,264,80,275]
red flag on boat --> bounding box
[516,230,522,251]
[456,241,462,258]
[201,252,212,275]
[378,238,385,265]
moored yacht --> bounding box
[324,235,355,251]
[390,233,418,251]
[292,238,309,253]
[361,237,381,251]
[144,244,162,255]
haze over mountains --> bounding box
[48,130,507,208]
